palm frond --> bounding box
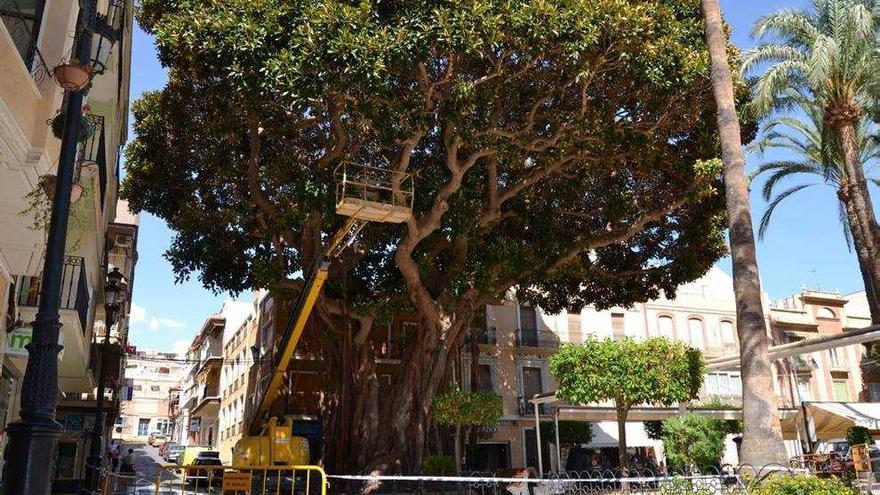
[838,199,854,250]
[758,184,816,239]
[761,163,828,200]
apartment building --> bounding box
[0,0,134,490]
[175,301,251,448]
[457,267,874,472]
[217,303,259,463]
[116,351,185,440]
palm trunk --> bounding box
[701,0,789,466]
[833,119,880,325]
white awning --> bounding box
[807,402,880,439]
[588,421,658,448]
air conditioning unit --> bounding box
[115,234,133,249]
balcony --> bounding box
[518,396,548,416]
[78,115,108,207]
[472,327,497,345]
[0,0,50,84]
[16,256,89,330]
[515,330,559,349]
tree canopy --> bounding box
[125,0,740,473]
[431,385,502,429]
[550,337,704,467]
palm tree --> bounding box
[749,98,880,319]
[701,0,790,466]
[744,0,880,324]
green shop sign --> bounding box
[6,328,64,358]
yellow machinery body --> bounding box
[233,417,310,467]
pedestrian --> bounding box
[107,440,120,472]
[121,448,135,474]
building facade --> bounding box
[217,303,259,463]
[459,267,874,472]
[0,0,134,490]
[116,351,184,441]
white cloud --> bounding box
[129,302,147,325]
[147,317,186,331]
[171,340,190,359]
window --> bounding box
[869,383,880,402]
[521,366,543,397]
[151,385,161,392]
[476,364,493,393]
[0,0,46,68]
[817,307,837,319]
[54,441,78,479]
[704,372,742,396]
[133,385,142,391]
[707,322,722,347]
[158,367,170,374]
[611,313,625,339]
[657,316,674,340]
[720,320,735,344]
[797,378,812,401]
[138,418,150,436]
[520,306,538,334]
[687,318,704,348]
[829,348,846,369]
[833,380,850,402]
[156,418,171,434]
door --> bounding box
[520,307,538,346]
[522,367,543,398]
[524,429,550,473]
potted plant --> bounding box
[49,111,94,142]
[36,173,84,204]
[52,58,91,91]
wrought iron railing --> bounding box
[515,329,559,348]
[472,326,497,345]
[0,0,50,84]
[15,256,90,330]
[78,114,108,206]
[518,396,547,416]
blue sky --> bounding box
[124,0,879,353]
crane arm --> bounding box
[248,218,366,434]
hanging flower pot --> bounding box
[38,174,83,204]
[49,112,94,142]
[52,61,91,92]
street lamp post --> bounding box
[3,0,120,493]
[2,2,95,494]
[84,268,124,491]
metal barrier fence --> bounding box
[325,465,825,495]
[100,464,327,495]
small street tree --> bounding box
[661,413,726,473]
[430,385,503,473]
[549,337,704,470]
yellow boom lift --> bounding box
[233,163,413,467]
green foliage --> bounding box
[421,455,456,476]
[747,474,859,495]
[847,425,872,446]
[540,421,594,447]
[744,0,880,116]
[747,97,880,244]
[660,414,725,472]
[431,385,503,429]
[645,421,664,441]
[549,337,705,409]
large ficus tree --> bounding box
[127,0,737,473]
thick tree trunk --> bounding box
[833,118,880,325]
[701,0,789,466]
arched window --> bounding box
[657,315,674,340]
[688,318,705,348]
[707,321,722,347]
[721,320,735,344]
[817,307,837,319]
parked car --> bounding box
[159,441,178,459]
[152,434,169,448]
[165,445,186,464]
[185,454,224,486]
[147,430,163,445]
